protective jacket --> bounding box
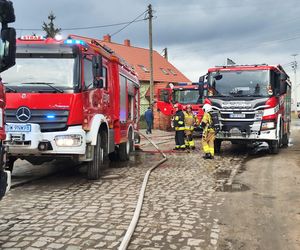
[173,110,185,130]
[201,112,215,133]
[201,111,215,157]
[184,112,198,131]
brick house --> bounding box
[70,34,191,130]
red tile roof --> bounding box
[69,34,191,83]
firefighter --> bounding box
[172,103,186,150]
[184,105,198,149]
[201,103,215,159]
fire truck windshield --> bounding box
[208,70,270,97]
[173,89,201,104]
[0,57,76,91]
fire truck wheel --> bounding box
[214,139,222,154]
[269,140,279,154]
[0,170,8,200]
[279,122,284,147]
[129,129,134,152]
[108,151,119,162]
[87,131,107,180]
[5,156,16,172]
[118,140,130,162]
[282,133,289,147]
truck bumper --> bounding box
[216,128,277,142]
[5,124,86,156]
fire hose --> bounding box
[118,131,168,250]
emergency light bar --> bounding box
[64,39,86,46]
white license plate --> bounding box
[5,124,31,132]
[229,113,246,118]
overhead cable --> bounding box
[16,17,148,31]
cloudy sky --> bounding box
[11,0,300,84]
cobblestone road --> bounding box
[0,130,245,249]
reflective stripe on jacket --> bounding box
[202,112,215,133]
[173,110,185,129]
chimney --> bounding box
[124,39,131,46]
[103,34,111,43]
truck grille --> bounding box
[5,109,69,132]
[220,113,256,119]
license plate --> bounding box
[5,124,31,132]
[229,113,245,118]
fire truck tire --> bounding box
[129,129,134,152]
[108,150,119,162]
[5,156,16,172]
[0,170,8,200]
[269,140,279,154]
[282,133,289,147]
[118,140,130,161]
[279,122,284,147]
[87,131,107,180]
[214,139,222,154]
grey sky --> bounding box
[11,0,300,83]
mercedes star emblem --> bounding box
[16,107,31,122]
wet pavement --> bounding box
[0,129,245,249]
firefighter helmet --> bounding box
[174,103,183,110]
[203,103,212,113]
[186,104,192,110]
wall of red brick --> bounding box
[153,82,172,130]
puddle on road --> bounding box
[229,182,250,192]
[214,169,231,180]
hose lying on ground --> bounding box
[118,131,168,250]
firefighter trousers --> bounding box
[185,131,195,148]
[202,130,215,156]
[175,130,185,149]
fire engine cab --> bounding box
[1,35,140,179]
[157,83,204,125]
[200,64,291,154]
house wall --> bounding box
[139,81,173,130]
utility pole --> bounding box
[148,4,154,106]
[291,54,298,113]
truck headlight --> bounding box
[261,121,276,131]
[55,135,82,147]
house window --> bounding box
[138,64,150,73]
[160,68,169,75]
[168,68,177,76]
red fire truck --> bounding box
[0,0,16,199]
[1,35,140,180]
[200,64,291,154]
[157,83,204,124]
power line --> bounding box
[16,18,147,31]
[110,10,148,37]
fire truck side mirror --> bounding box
[92,55,103,88]
[0,0,15,24]
[0,27,16,73]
